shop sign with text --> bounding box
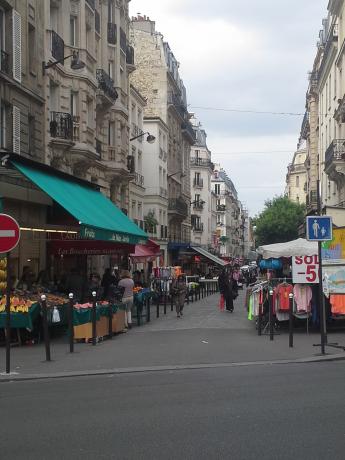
[292,255,319,284]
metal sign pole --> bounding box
[5,252,11,374]
[318,241,326,355]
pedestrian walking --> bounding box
[118,270,134,329]
[218,267,237,312]
[172,275,187,318]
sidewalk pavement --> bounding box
[1,289,345,380]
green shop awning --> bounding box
[12,161,147,244]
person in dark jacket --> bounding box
[218,267,237,312]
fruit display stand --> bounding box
[73,303,126,341]
[0,300,40,330]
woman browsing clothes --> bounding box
[218,267,238,312]
[172,275,187,318]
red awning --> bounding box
[130,239,161,262]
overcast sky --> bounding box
[129,0,327,216]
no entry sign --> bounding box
[0,214,20,253]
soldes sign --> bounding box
[292,255,319,284]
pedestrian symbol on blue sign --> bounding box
[306,216,332,241]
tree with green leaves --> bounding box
[252,196,305,247]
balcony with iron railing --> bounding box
[217,204,226,212]
[108,23,117,45]
[167,92,187,120]
[325,139,345,182]
[96,69,118,102]
[190,157,213,169]
[181,120,196,142]
[192,221,204,232]
[193,201,204,211]
[168,197,188,217]
[49,112,73,141]
[193,178,203,188]
[133,172,144,187]
[0,50,10,76]
[51,30,64,63]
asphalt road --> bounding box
[1,361,345,459]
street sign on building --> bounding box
[306,216,332,241]
[292,255,319,284]
[0,214,21,253]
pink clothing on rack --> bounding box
[293,284,312,312]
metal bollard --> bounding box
[68,293,74,352]
[41,295,51,361]
[108,302,113,339]
[156,293,160,318]
[164,290,167,315]
[5,252,11,374]
[258,302,262,336]
[289,293,294,348]
[137,299,141,326]
[269,289,274,341]
[170,292,174,312]
[147,298,151,322]
[92,291,97,346]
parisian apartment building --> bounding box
[285,149,307,205]
[129,15,195,264]
[299,0,345,226]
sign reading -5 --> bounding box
[292,255,319,284]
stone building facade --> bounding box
[285,149,308,204]
[130,15,195,263]
[190,115,216,250]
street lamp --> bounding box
[42,51,85,75]
[252,225,257,249]
[130,132,156,143]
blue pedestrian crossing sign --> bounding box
[306,216,333,241]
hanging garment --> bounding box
[293,284,312,312]
[330,295,345,315]
[276,283,293,311]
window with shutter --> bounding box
[12,10,21,82]
[13,106,20,154]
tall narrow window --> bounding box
[0,101,6,148]
[108,121,115,145]
[108,0,114,22]
[70,91,78,118]
[0,8,5,59]
[70,16,77,46]
[87,98,94,129]
[12,10,22,82]
[28,23,36,74]
[13,105,20,154]
[296,175,299,187]
[108,60,113,79]
[28,115,35,154]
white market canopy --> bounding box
[257,238,318,259]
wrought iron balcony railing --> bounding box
[167,92,187,119]
[217,204,226,212]
[95,10,100,34]
[51,30,64,63]
[168,197,188,216]
[126,44,134,65]
[193,201,204,211]
[0,50,10,76]
[325,139,345,170]
[192,223,204,232]
[134,172,144,186]
[108,23,117,45]
[96,69,118,101]
[50,111,73,140]
[190,157,213,168]
[193,178,203,188]
[181,121,196,141]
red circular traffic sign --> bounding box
[0,214,20,253]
